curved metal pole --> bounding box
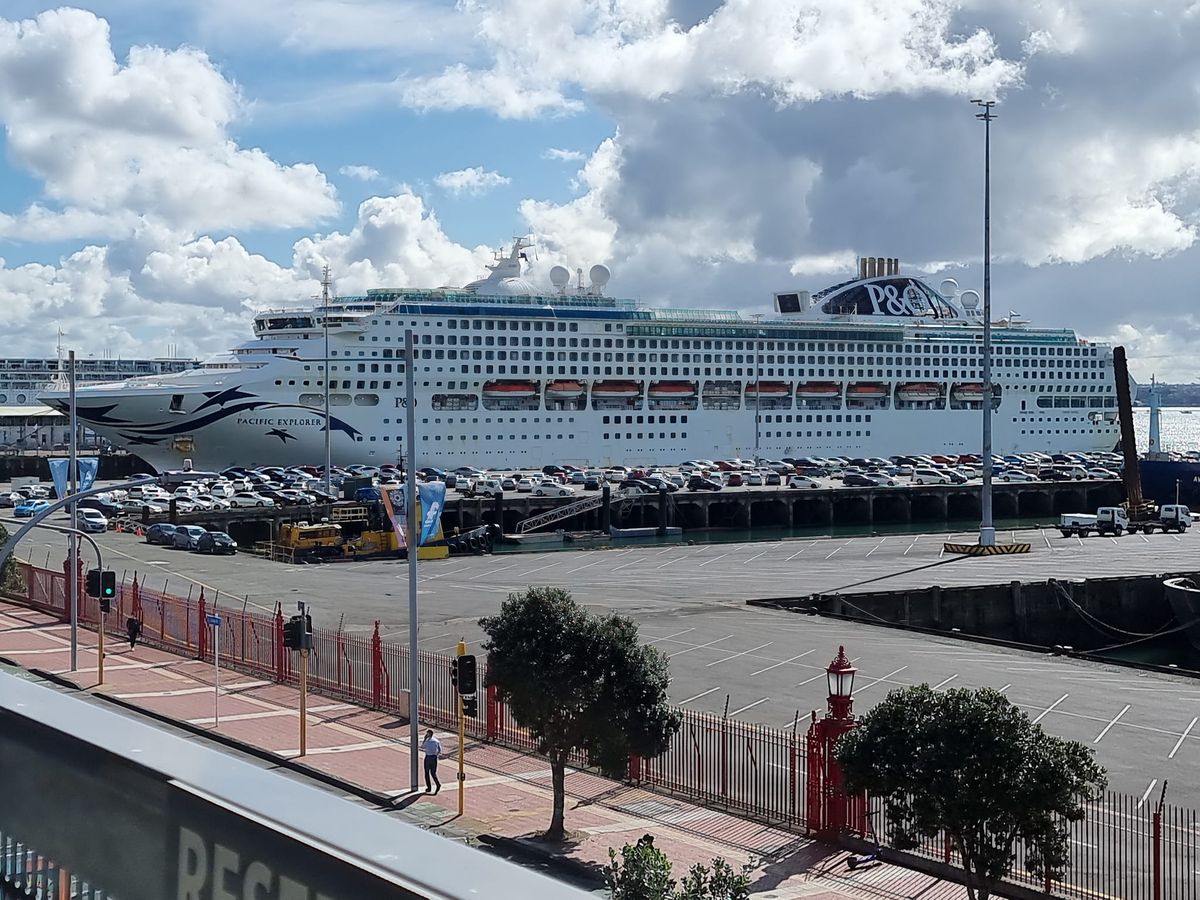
[25,522,103,572]
[0,476,157,576]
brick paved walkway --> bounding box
[0,600,966,900]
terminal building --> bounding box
[0,355,195,449]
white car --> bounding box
[912,468,951,485]
[78,508,108,533]
[998,469,1035,482]
[746,471,764,486]
[864,472,899,487]
[788,475,821,490]
[120,499,165,513]
[515,477,536,492]
[1087,468,1119,480]
[229,492,275,508]
[533,484,575,498]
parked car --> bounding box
[745,471,763,486]
[998,469,1035,482]
[582,476,602,491]
[78,508,108,533]
[144,523,179,545]
[912,468,951,485]
[842,473,878,487]
[863,472,899,487]
[229,492,275,508]
[725,472,744,487]
[788,475,821,489]
[196,531,238,554]
[0,492,21,508]
[532,483,575,498]
[13,498,51,517]
[687,475,723,491]
[172,526,208,550]
[515,477,537,493]
[120,499,166,514]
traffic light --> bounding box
[462,696,478,719]
[283,615,305,650]
[456,654,477,696]
[86,568,101,598]
[101,570,116,601]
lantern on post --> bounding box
[806,645,866,838]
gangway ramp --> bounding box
[515,488,634,534]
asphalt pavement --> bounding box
[5,511,1199,809]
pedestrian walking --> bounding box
[126,616,142,650]
[421,729,442,794]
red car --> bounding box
[726,472,743,487]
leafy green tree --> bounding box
[0,524,16,589]
[481,586,681,840]
[835,685,1107,900]
[607,835,752,900]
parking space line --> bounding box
[729,697,770,718]
[470,563,518,580]
[704,641,773,668]
[697,554,728,568]
[931,674,958,691]
[749,650,815,677]
[1033,693,1070,724]
[668,635,735,658]
[904,536,920,556]
[612,558,644,572]
[825,541,851,560]
[513,561,563,577]
[1093,705,1131,744]
[999,683,1012,693]
[785,545,811,561]
[743,549,769,565]
[1041,530,1053,551]
[795,671,827,687]
[565,558,605,574]
[865,539,886,558]
[1168,717,1198,759]
[644,628,696,645]
[1138,780,1158,809]
[855,666,908,693]
[678,686,720,706]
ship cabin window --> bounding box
[168,394,185,413]
[354,394,379,406]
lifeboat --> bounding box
[795,381,842,400]
[590,380,643,399]
[846,382,889,400]
[896,382,944,402]
[545,380,586,400]
[648,380,697,399]
[745,381,790,398]
[482,380,538,399]
[951,382,985,402]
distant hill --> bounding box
[1135,383,1200,406]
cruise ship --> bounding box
[38,240,1121,471]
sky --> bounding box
[1,1,1199,381]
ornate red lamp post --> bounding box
[806,646,867,837]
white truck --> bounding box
[1059,504,1193,537]
[1058,507,1129,537]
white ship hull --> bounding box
[40,245,1122,471]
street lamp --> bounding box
[752,314,764,465]
[321,265,333,497]
[825,645,857,720]
[973,98,997,548]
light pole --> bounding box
[805,645,864,837]
[973,99,997,547]
[322,266,332,496]
[752,315,763,465]
[405,328,420,790]
[68,350,79,669]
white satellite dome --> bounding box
[588,264,611,288]
[959,289,981,311]
[549,265,570,289]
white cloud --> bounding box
[339,165,382,182]
[789,252,857,277]
[521,138,622,269]
[0,8,337,241]
[542,147,586,162]
[1094,322,1200,384]
[434,166,512,196]
[396,0,1022,119]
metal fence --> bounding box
[5,561,1199,898]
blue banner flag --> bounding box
[417,482,447,546]
[48,458,69,501]
[78,457,98,492]
[381,484,408,549]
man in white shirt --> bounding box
[421,729,442,794]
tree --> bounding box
[835,686,1107,900]
[480,586,681,840]
[607,835,752,900]
[0,524,16,589]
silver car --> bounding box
[172,525,208,550]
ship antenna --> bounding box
[320,264,332,305]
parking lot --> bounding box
[6,510,1198,808]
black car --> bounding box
[687,475,722,491]
[78,497,121,518]
[144,523,178,545]
[196,531,237,554]
[1038,468,1072,481]
[842,473,876,487]
[621,479,658,494]
[764,471,782,486]
[583,476,602,491]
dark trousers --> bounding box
[424,755,440,791]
